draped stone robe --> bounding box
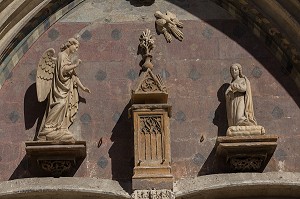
[38,52,78,142]
[225,76,257,127]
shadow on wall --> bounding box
[213,83,229,137]
[24,83,47,140]
[109,102,134,193]
[9,155,85,180]
[9,155,32,180]
[197,84,229,176]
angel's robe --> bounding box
[225,76,257,127]
[38,51,78,142]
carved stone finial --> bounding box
[139,29,155,70]
[35,38,91,143]
[154,11,183,43]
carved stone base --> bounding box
[25,141,86,177]
[39,159,73,176]
[226,125,265,136]
[216,135,278,172]
[131,189,175,199]
[133,172,174,190]
[133,163,173,190]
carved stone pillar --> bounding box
[130,68,173,190]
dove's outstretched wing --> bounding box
[36,48,57,102]
[163,29,172,43]
[166,11,183,28]
[168,24,184,41]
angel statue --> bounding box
[36,38,91,143]
[154,11,183,43]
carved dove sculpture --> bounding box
[154,11,183,43]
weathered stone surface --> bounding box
[1,173,300,198]
[0,177,131,199]
[174,172,300,198]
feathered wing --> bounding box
[163,30,172,43]
[36,48,56,102]
[166,11,183,28]
[168,23,184,41]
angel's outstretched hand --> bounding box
[83,87,91,93]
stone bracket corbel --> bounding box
[216,135,278,172]
[25,141,86,177]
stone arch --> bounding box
[0,1,297,197]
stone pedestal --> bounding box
[25,141,86,177]
[131,104,173,190]
[130,68,173,190]
[227,125,265,136]
[216,135,278,172]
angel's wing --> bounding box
[166,11,183,28]
[36,48,56,102]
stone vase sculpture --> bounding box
[139,29,155,70]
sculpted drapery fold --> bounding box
[225,63,257,127]
[36,38,90,143]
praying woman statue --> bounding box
[225,63,265,136]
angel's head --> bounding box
[60,38,79,53]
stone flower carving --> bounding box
[225,63,265,136]
[36,38,91,143]
[139,29,155,70]
[154,11,183,43]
